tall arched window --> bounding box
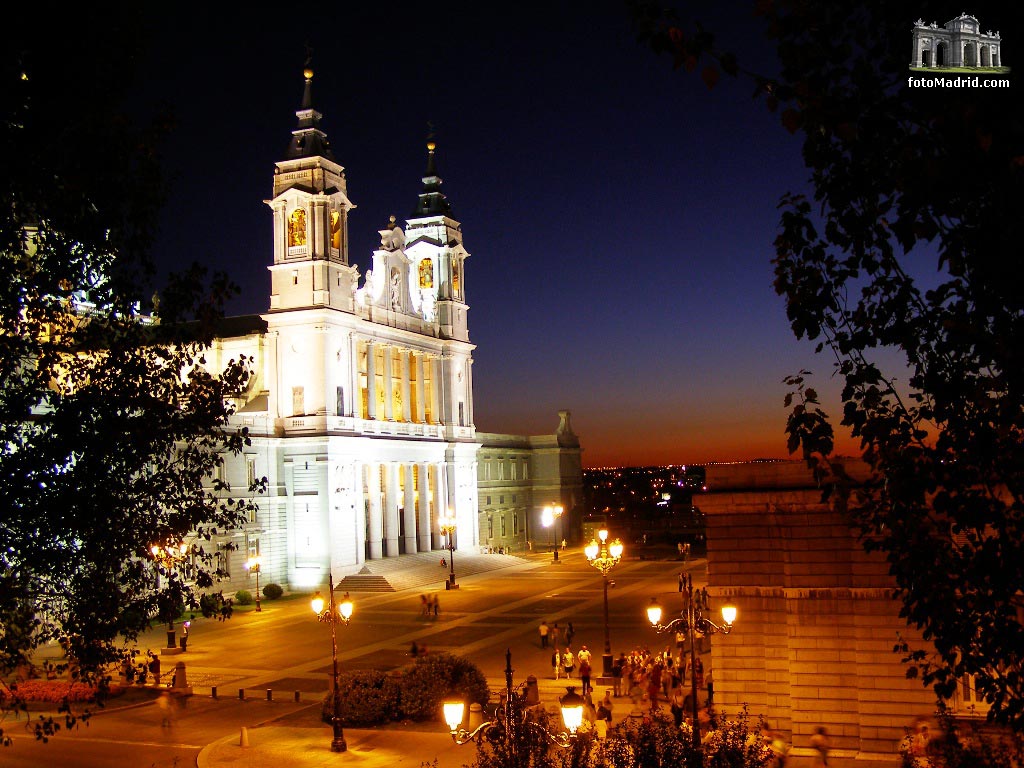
[330,210,341,250]
[288,208,307,247]
[419,259,433,288]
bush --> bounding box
[0,680,125,705]
[320,670,401,726]
[235,590,253,605]
[399,653,489,722]
[262,583,283,600]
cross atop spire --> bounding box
[285,62,334,161]
[413,133,451,218]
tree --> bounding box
[0,8,261,740]
[631,0,1024,729]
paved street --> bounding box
[4,550,705,767]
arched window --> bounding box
[419,259,433,288]
[288,208,307,247]
[330,210,341,250]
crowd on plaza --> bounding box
[534,619,829,766]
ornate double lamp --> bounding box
[444,649,584,748]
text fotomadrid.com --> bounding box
[908,76,1010,88]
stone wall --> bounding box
[701,461,937,766]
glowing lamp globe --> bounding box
[721,604,738,627]
[339,596,354,621]
[311,592,325,615]
[646,598,663,627]
[559,687,585,734]
[443,701,465,731]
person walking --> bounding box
[539,620,550,648]
[669,686,686,728]
[431,594,440,618]
[562,647,575,679]
[552,649,562,680]
[579,658,593,695]
[578,644,591,666]
[566,622,575,646]
[810,726,830,767]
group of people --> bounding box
[419,593,440,617]
[537,619,574,649]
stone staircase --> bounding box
[335,551,530,593]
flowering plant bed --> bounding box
[1,680,126,705]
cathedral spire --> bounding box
[285,64,334,161]
[413,138,451,217]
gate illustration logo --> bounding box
[910,14,1005,70]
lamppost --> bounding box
[245,555,263,612]
[584,529,624,676]
[541,503,563,562]
[439,509,459,590]
[311,575,354,753]
[444,649,584,750]
[150,542,189,650]
[646,574,737,757]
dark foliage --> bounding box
[1,7,262,745]
[320,670,401,726]
[400,652,490,722]
[632,0,1024,728]
[262,583,284,600]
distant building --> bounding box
[911,14,1003,68]
[202,68,582,592]
[702,460,950,765]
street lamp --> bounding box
[150,541,189,649]
[541,503,564,561]
[311,575,354,753]
[584,529,624,676]
[245,555,263,612]
[646,573,736,757]
[443,649,584,749]
[439,509,459,590]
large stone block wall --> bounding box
[701,462,937,766]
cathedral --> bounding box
[203,68,583,592]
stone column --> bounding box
[415,353,427,424]
[418,462,432,551]
[353,460,366,564]
[383,345,394,421]
[384,463,400,556]
[432,356,444,424]
[431,463,445,549]
[366,463,382,559]
[401,350,412,423]
[403,464,417,553]
[366,340,377,420]
[466,358,474,427]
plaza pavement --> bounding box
[191,550,697,768]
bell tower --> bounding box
[266,66,358,313]
[404,140,469,342]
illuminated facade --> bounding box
[203,69,582,590]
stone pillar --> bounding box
[366,463,383,559]
[382,345,394,421]
[403,464,417,553]
[431,463,445,549]
[401,350,412,423]
[384,463,400,556]
[418,462,432,551]
[432,356,444,424]
[416,353,427,424]
[366,340,377,420]
[353,460,366,564]
[466,358,474,427]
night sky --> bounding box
[95,3,874,466]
